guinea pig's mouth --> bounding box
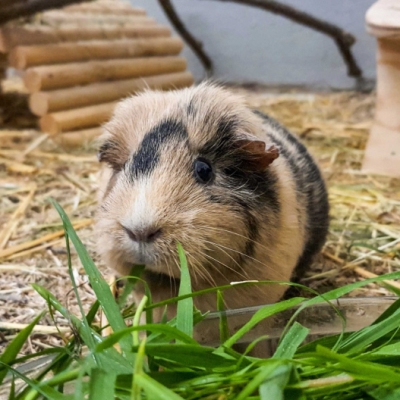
[128,245,157,266]
[127,246,182,279]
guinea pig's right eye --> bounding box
[194,158,214,184]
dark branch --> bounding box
[158,0,213,77]
[0,0,88,25]
[209,0,362,78]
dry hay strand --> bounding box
[0,80,399,358]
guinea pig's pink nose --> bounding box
[122,225,162,243]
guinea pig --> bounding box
[96,82,329,321]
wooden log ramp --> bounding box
[39,11,155,26]
[63,2,146,15]
[38,71,194,134]
[24,56,187,92]
[10,37,184,69]
[40,102,116,134]
[0,25,171,52]
[30,71,194,116]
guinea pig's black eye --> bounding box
[194,158,213,184]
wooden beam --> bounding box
[0,24,171,52]
[10,37,183,69]
[40,102,116,134]
[29,71,194,115]
[63,3,146,15]
[39,11,156,26]
[24,56,187,92]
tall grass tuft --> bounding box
[2,201,400,399]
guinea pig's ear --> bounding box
[97,138,129,170]
[236,138,279,171]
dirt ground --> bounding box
[1,80,400,356]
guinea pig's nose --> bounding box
[122,225,162,243]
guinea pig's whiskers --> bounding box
[194,258,217,287]
[197,225,273,254]
[203,246,250,282]
[200,251,245,283]
[197,228,289,281]
[188,251,217,287]
[165,247,179,294]
[218,244,289,281]
[201,239,249,279]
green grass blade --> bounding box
[118,265,145,308]
[132,338,147,399]
[74,362,88,400]
[32,284,93,347]
[64,226,98,359]
[316,345,400,382]
[37,368,80,389]
[369,342,400,357]
[0,361,71,400]
[8,375,15,400]
[132,295,148,346]
[134,373,184,400]
[0,312,44,385]
[339,307,400,355]
[259,364,292,400]
[303,270,400,307]
[217,290,229,343]
[176,243,193,339]
[236,361,281,400]
[89,369,115,400]
[96,323,198,352]
[371,297,400,325]
[8,347,65,369]
[368,385,400,400]
[51,199,132,357]
[224,297,305,348]
[296,332,353,354]
[32,284,132,374]
[137,344,235,370]
[273,322,309,359]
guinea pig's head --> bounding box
[96,83,280,284]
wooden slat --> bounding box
[0,25,171,52]
[29,71,194,115]
[24,56,187,91]
[10,37,183,69]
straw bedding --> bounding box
[1,77,399,356]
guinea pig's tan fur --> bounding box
[96,82,329,320]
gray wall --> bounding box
[132,0,377,89]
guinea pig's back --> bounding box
[257,111,329,279]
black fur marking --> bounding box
[261,114,329,280]
[97,141,111,162]
[98,140,124,170]
[237,200,259,260]
[130,119,187,179]
[201,117,281,260]
[200,117,281,214]
[200,118,238,159]
[187,99,196,116]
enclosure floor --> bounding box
[1,84,399,356]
